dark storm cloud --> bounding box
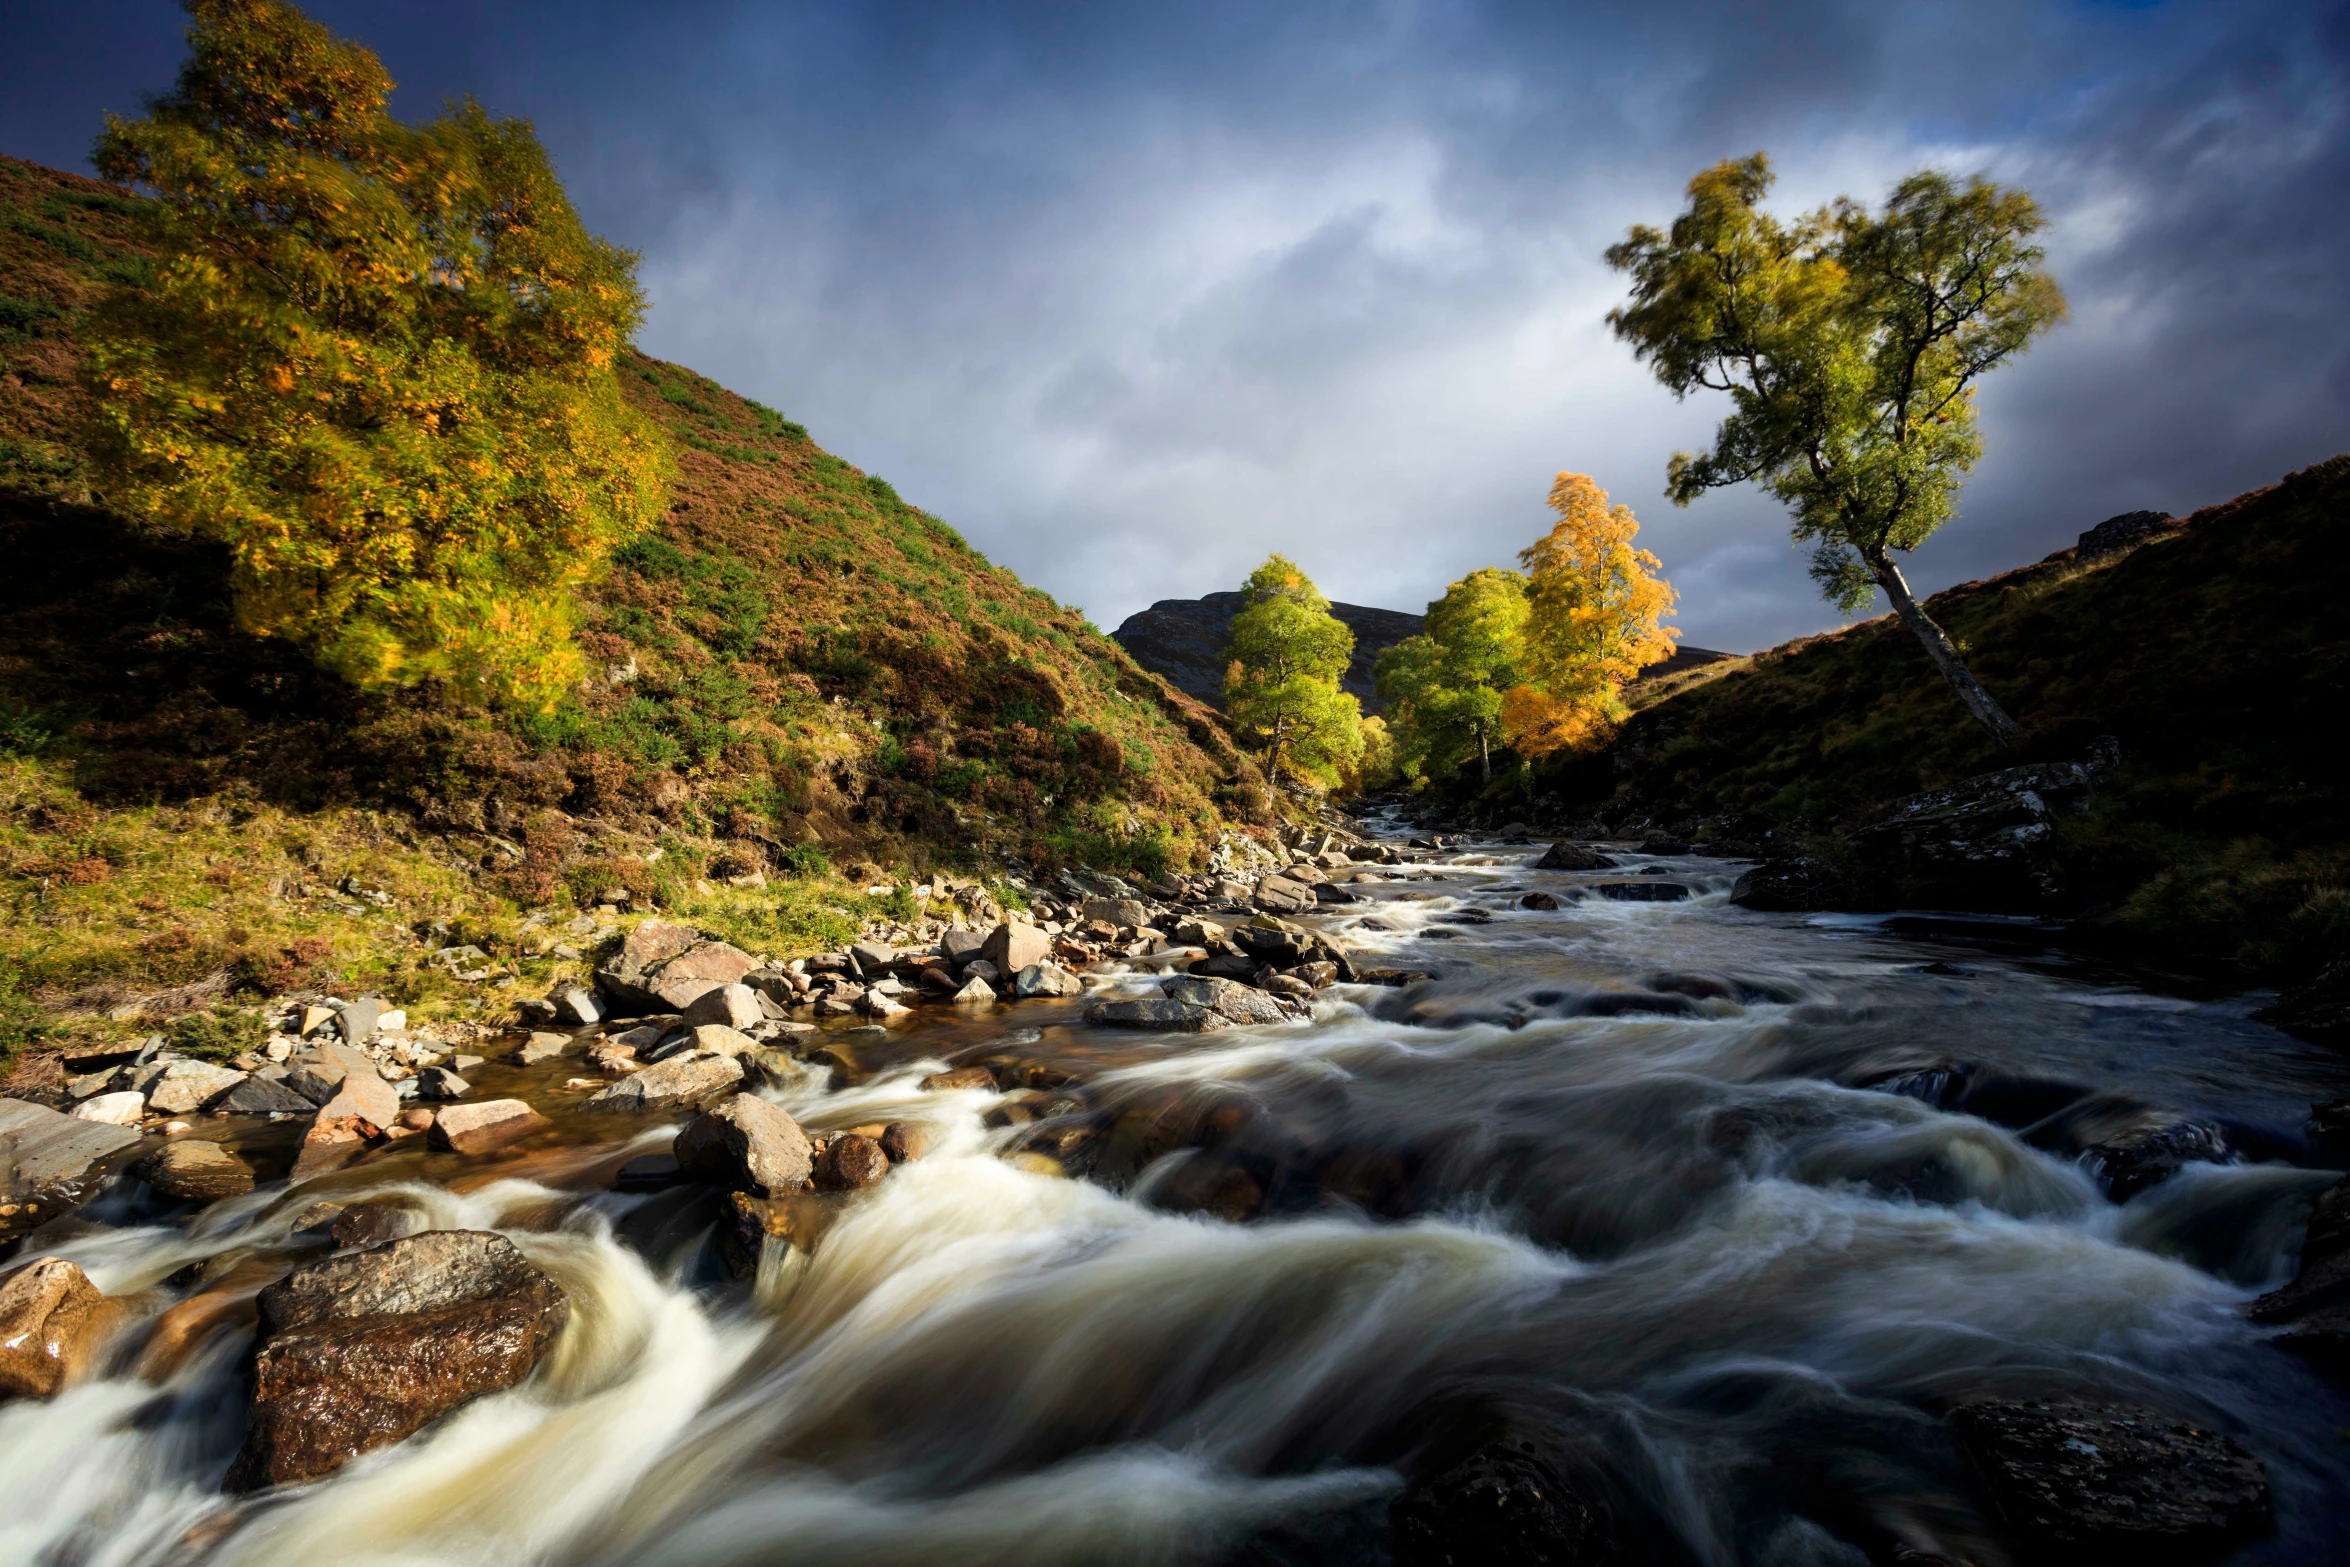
[5,0,2345,651]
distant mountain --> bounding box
[1113,592,1424,713]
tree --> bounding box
[83,0,672,709]
[1223,554,1363,789]
[1376,566,1529,785]
[1501,473,1677,758]
[1606,153,2065,748]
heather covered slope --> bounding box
[0,152,1266,1065]
[1575,457,2350,979]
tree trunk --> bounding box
[1478,731,1490,785]
[1864,546,2025,749]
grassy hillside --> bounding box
[1576,458,2349,980]
[0,152,1269,1071]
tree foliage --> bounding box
[83,0,672,708]
[1222,554,1362,789]
[1377,566,1529,784]
[1605,153,2063,746]
[1502,473,1678,759]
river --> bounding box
[5,831,2347,1566]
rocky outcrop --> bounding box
[225,1230,569,1491]
[1533,842,1616,872]
[1110,591,1423,714]
[594,920,758,1016]
[1849,742,2119,912]
[1948,1395,2269,1555]
[0,1257,122,1400]
[2076,509,2179,560]
[1163,975,1286,1025]
[2249,1173,2350,1370]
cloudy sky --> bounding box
[7,0,2346,651]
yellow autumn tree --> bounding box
[1501,472,1678,757]
[82,0,672,709]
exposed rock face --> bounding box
[2249,1173,2350,1369]
[225,1230,569,1491]
[1164,975,1286,1025]
[675,1094,813,1195]
[1,1097,145,1241]
[141,1139,255,1203]
[1948,1395,2269,1555]
[1850,743,2119,911]
[1110,591,1423,714]
[1389,1427,1613,1566]
[2076,509,2179,560]
[0,1257,121,1400]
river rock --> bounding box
[1520,892,1564,911]
[682,983,763,1032]
[587,1051,744,1110]
[71,1091,147,1126]
[1010,962,1079,998]
[1730,855,1861,912]
[551,986,601,1026]
[515,1031,573,1066]
[1851,744,2119,912]
[431,1099,551,1155]
[717,1190,841,1276]
[1252,875,1316,914]
[592,919,701,1011]
[2257,957,2349,1048]
[0,1257,121,1400]
[1164,975,1286,1025]
[417,1066,472,1101]
[880,1122,927,1162]
[920,1066,997,1092]
[1533,842,1615,872]
[224,1230,570,1491]
[1080,897,1152,930]
[312,1063,399,1135]
[141,1139,254,1202]
[1948,1395,2268,1555]
[1591,881,1691,902]
[1,1097,145,1240]
[815,1133,889,1190]
[215,1073,317,1115]
[145,1060,248,1115]
[1389,1427,1612,1567]
[1084,997,1232,1033]
[2083,1120,2230,1202]
[2249,1173,2350,1369]
[981,921,1051,975]
[675,1094,813,1195]
[952,976,997,1005]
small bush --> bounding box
[775,845,831,878]
[0,293,66,343]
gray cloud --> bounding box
[6,0,2345,651]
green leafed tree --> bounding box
[83,0,673,709]
[1376,566,1529,785]
[1222,554,1363,790]
[1606,153,2065,747]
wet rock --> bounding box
[312,1065,399,1135]
[2256,957,2349,1048]
[225,1230,570,1491]
[70,1091,147,1126]
[1852,745,2118,913]
[1084,997,1232,1033]
[1390,1427,1612,1567]
[718,1190,840,1275]
[682,983,763,1032]
[146,1060,249,1115]
[1165,975,1287,1025]
[1591,881,1691,902]
[816,1133,889,1190]
[1947,1395,2268,1556]
[515,1031,573,1066]
[1533,842,1615,872]
[2083,1120,2230,1202]
[1730,856,1863,913]
[430,1099,551,1155]
[880,1122,927,1162]
[2249,1174,2350,1370]
[1520,891,1563,911]
[141,1139,254,1203]
[952,975,998,1005]
[1355,968,1435,987]
[1,1097,146,1240]
[0,1257,122,1400]
[215,1074,317,1116]
[1012,962,1081,998]
[586,1050,744,1110]
[417,1066,472,1101]
[675,1094,813,1196]
[331,1201,421,1249]
[981,921,1051,975]
[920,1066,997,1092]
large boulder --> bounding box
[1533,842,1615,872]
[981,921,1051,976]
[1084,998,1231,1033]
[1012,962,1082,999]
[682,983,764,1032]
[430,1099,551,1156]
[0,1098,145,1242]
[674,1094,813,1196]
[141,1139,255,1203]
[1080,897,1153,930]
[586,1051,744,1111]
[2076,509,2178,560]
[224,1230,569,1491]
[595,922,758,1014]
[1389,1427,1613,1567]
[2256,957,2350,1048]
[215,1073,318,1116]
[1850,744,2119,912]
[1251,875,1316,915]
[2249,1173,2350,1369]
[1730,855,1864,913]
[0,1257,122,1400]
[1164,975,1286,1025]
[1948,1395,2268,1556]
[145,1060,249,1116]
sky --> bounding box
[5,0,2346,652]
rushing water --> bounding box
[6,833,2349,1566]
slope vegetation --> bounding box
[1579,458,2349,978]
[0,152,1266,1066]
